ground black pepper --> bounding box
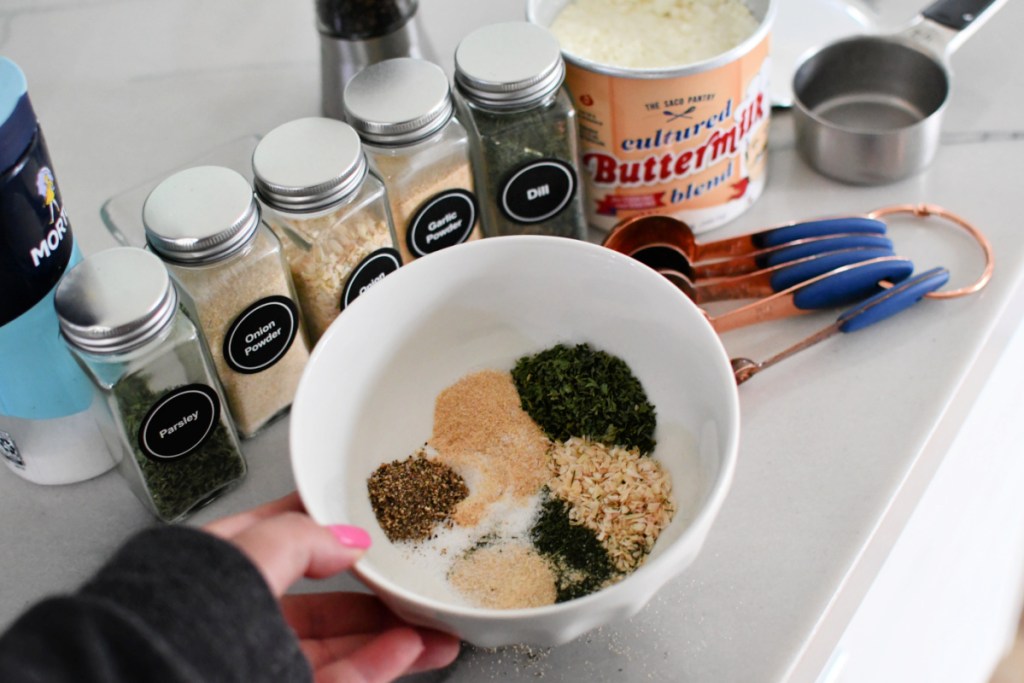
[512,343,658,454]
[530,492,617,602]
[315,0,415,40]
[367,451,469,542]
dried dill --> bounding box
[530,493,617,602]
[459,102,584,240]
[367,452,468,542]
[511,343,657,454]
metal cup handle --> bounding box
[904,0,1007,59]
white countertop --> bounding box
[3,1,1024,681]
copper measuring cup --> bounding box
[730,266,950,383]
[707,255,915,333]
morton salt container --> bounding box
[0,57,113,485]
[528,0,775,234]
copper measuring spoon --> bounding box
[658,246,897,304]
[731,267,950,383]
[603,214,888,266]
[707,255,916,333]
[631,232,895,280]
[728,204,995,380]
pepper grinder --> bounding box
[317,0,436,120]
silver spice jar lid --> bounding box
[454,22,566,111]
[143,166,261,265]
[252,117,368,214]
[343,58,454,147]
[54,247,178,355]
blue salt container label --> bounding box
[0,83,93,419]
[0,242,94,419]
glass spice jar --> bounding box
[252,117,401,344]
[53,247,246,523]
[343,57,481,264]
[143,166,311,439]
[453,22,587,240]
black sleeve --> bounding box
[0,525,311,683]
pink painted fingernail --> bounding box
[328,524,372,549]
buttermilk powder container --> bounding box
[529,0,775,234]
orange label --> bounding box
[567,33,771,234]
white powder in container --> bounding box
[143,166,311,438]
[532,0,773,233]
[550,0,760,69]
[172,232,310,437]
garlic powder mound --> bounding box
[430,370,551,527]
[550,0,760,69]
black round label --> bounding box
[406,189,477,257]
[341,248,402,310]
[137,384,221,461]
[499,159,577,224]
[223,295,300,374]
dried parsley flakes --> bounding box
[115,375,246,522]
[511,343,657,454]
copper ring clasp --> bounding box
[867,203,994,299]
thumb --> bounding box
[228,511,371,596]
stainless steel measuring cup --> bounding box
[791,0,1005,185]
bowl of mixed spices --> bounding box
[290,235,740,646]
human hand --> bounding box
[204,492,460,683]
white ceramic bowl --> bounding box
[290,235,740,647]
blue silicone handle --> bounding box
[837,267,950,333]
[755,217,887,248]
[793,258,915,310]
[770,247,896,292]
[762,234,894,268]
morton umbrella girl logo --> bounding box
[35,166,59,224]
